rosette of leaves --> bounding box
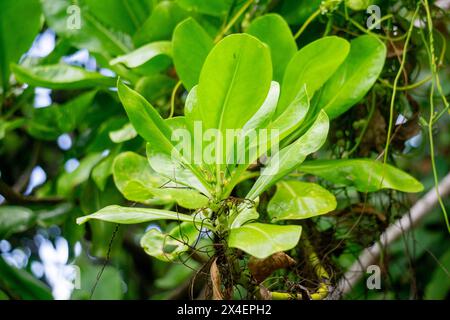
[77,27,422,261]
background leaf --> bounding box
[0,206,35,238]
[0,0,42,89]
[12,64,115,89]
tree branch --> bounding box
[0,179,63,205]
[331,172,450,299]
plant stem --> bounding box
[423,0,450,234]
[382,4,419,167]
[215,0,254,42]
[294,9,321,40]
[378,75,432,91]
[169,81,182,118]
[347,92,376,156]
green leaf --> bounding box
[0,256,52,300]
[109,122,138,143]
[155,260,200,290]
[346,0,374,11]
[57,152,106,196]
[110,41,172,73]
[71,258,123,300]
[140,222,200,262]
[92,150,118,191]
[117,80,211,193]
[135,74,177,103]
[230,205,259,229]
[267,181,336,222]
[41,0,132,56]
[173,18,214,90]
[12,64,115,89]
[36,203,74,227]
[76,205,214,228]
[0,0,42,89]
[247,14,297,82]
[83,0,152,35]
[133,1,188,47]
[424,249,450,299]
[316,35,387,119]
[27,91,97,140]
[276,36,350,116]
[0,206,35,238]
[228,223,302,259]
[146,144,211,197]
[176,0,233,16]
[197,34,272,133]
[230,84,309,177]
[241,81,280,133]
[151,188,209,209]
[117,80,174,153]
[113,151,167,203]
[299,159,424,193]
[247,110,329,200]
[113,151,208,208]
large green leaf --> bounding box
[230,85,309,178]
[316,35,387,119]
[173,18,214,90]
[117,81,211,192]
[229,205,259,229]
[228,223,302,259]
[176,0,233,16]
[117,80,174,154]
[247,110,329,200]
[299,159,424,193]
[140,222,200,262]
[0,256,52,300]
[76,205,214,228]
[276,37,350,116]
[12,64,115,89]
[113,151,208,208]
[267,181,336,222]
[241,81,280,133]
[197,34,272,132]
[0,206,35,238]
[113,151,166,203]
[0,0,42,89]
[133,1,188,46]
[110,41,172,73]
[146,144,211,197]
[247,14,297,82]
